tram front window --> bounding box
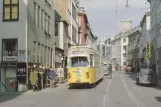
[70,57,89,67]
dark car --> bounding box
[136,67,156,86]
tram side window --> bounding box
[95,55,100,68]
[90,54,94,67]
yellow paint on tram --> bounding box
[68,67,96,85]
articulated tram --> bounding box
[67,45,107,87]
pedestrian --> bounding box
[48,67,56,88]
[29,68,38,91]
[57,66,64,83]
[108,63,113,79]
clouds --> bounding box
[79,0,149,37]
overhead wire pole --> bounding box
[115,0,118,33]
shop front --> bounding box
[0,39,18,92]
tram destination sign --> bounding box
[72,51,84,54]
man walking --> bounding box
[48,67,56,88]
[57,66,64,83]
[108,63,113,79]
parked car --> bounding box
[136,67,156,86]
[104,67,109,76]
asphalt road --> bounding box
[0,71,161,107]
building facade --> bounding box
[139,10,151,66]
[148,0,161,87]
[67,0,79,46]
[127,26,141,72]
[0,0,55,92]
[78,7,97,50]
[110,20,132,67]
[54,0,68,68]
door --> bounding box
[5,67,16,92]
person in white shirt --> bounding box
[57,66,64,83]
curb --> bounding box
[0,92,24,96]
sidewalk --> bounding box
[0,82,67,96]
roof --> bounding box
[140,11,150,27]
[128,26,141,37]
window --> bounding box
[48,16,51,35]
[41,9,44,29]
[34,2,37,25]
[41,44,44,64]
[51,49,53,66]
[48,47,50,66]
[123,46,126,50]
[44,46,47,65]
[70,57,89,67]
[157,48,161,65]
[37,6,40,27]
[2,39,18,57]
[72,4,76,20]
[45,13,48,33]
[123,39,126,43]
[72,26,76,42]
[3,0,19,21]
[37,43,41,63]
[33,41,37,62]
[55,23,59,36]
[123,53,126,57]
[39,8,41,28]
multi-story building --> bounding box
[67,0,79,46]
[111,34,121,65]
[104,36,113,63]
[0,0,55,92]
[148,0,161,87]
[54,0,69,68]
[110,19,132,66]
[139,10,151,66]
[78,7,98,50]
[127,26,141,72]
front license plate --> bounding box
[76,79,81,83]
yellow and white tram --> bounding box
[67,45,105,86]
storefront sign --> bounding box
[1,63,16,67]
[146,42,150,60]
[3,56,17,61]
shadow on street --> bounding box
[0,93,22,103]
[125,72,137,81]
[155,97,161,103]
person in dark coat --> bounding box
[108,64,113,79]
[48,67,56,88]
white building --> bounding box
[148,0,161,87]
[0,0,55,92]
[110,20,131,66]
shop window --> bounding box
[2,39,18,62]
[3,0,19,21]
[3,39,17,56]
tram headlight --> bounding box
[86,72,89,78]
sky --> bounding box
[79,0,149,38]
